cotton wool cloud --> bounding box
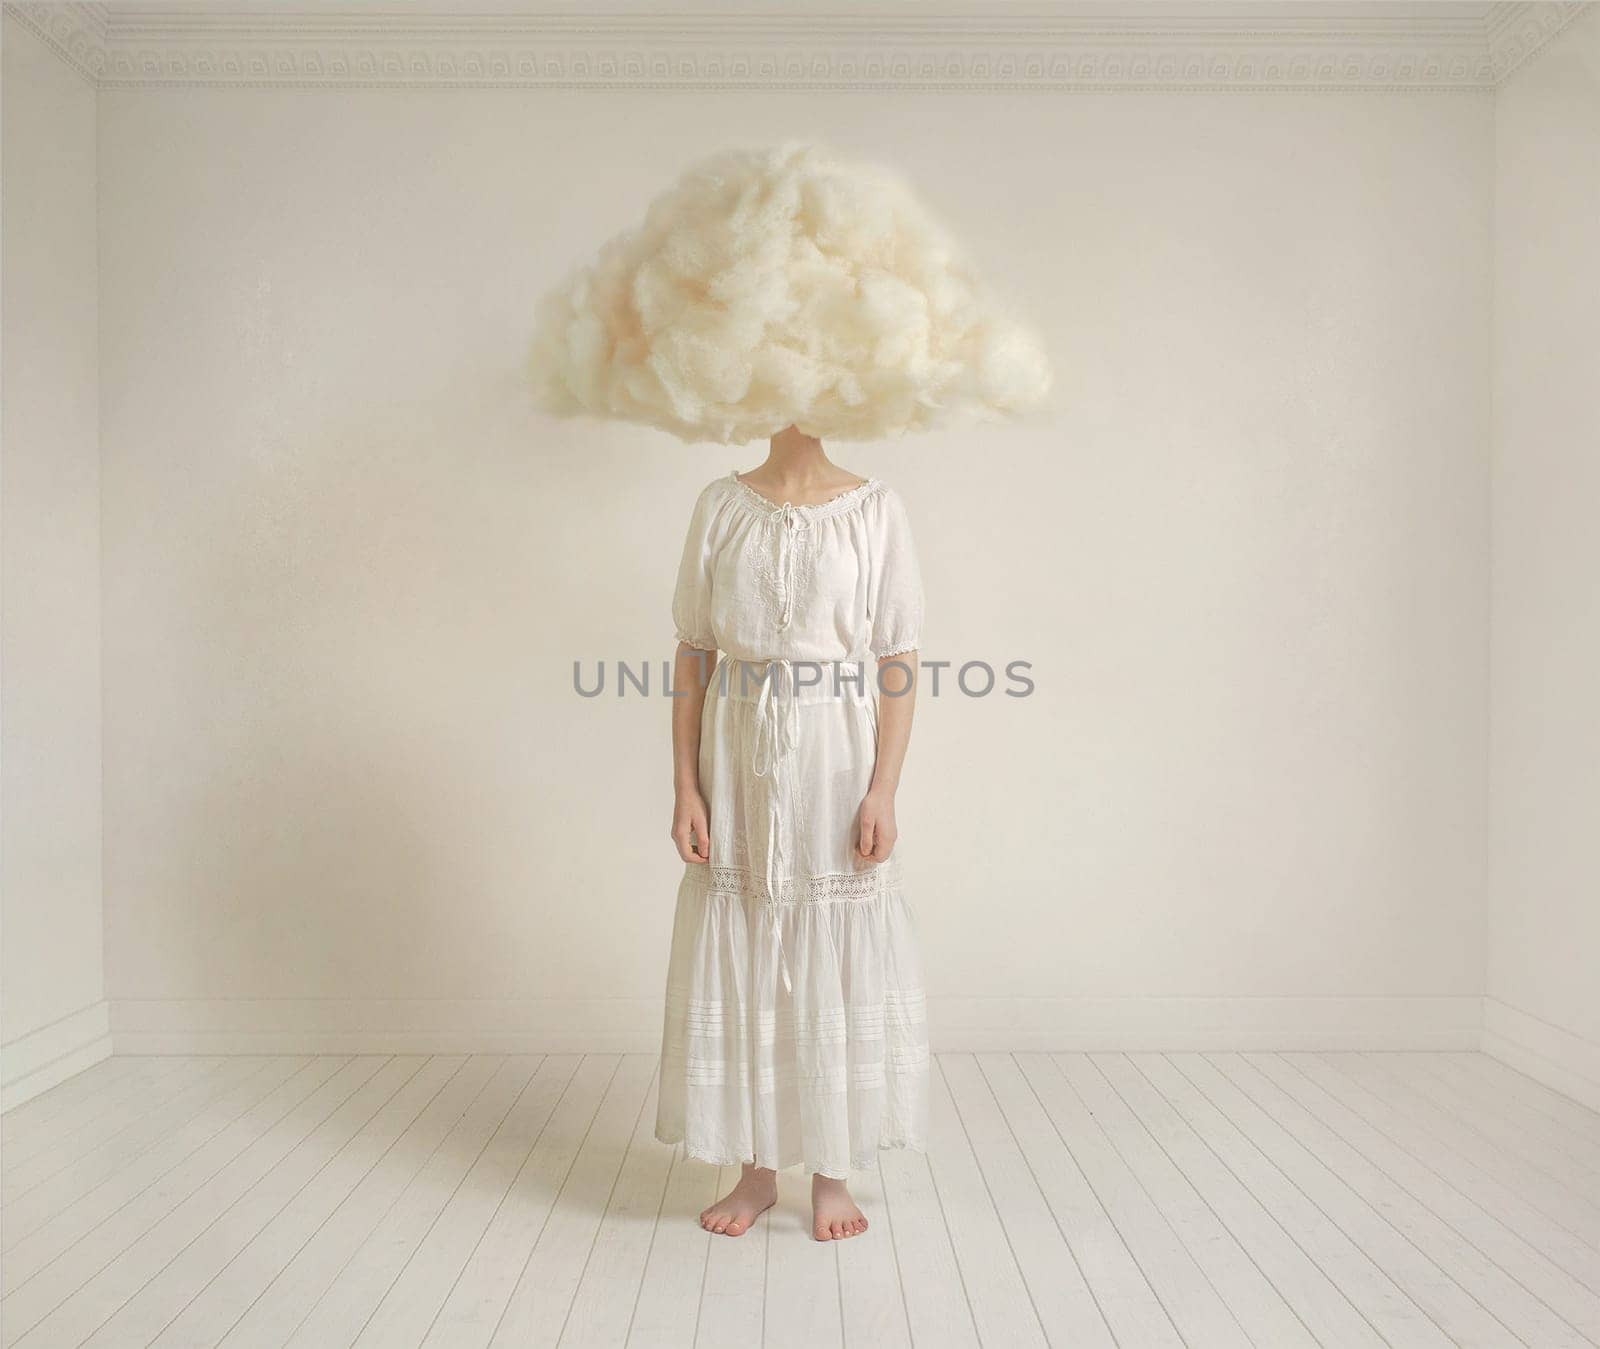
[527,141,1053,445]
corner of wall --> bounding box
[1481,999,1600,1111]
[0,10,109,1113]
[0,1002,113,1111]
[1480,1,1600,1109]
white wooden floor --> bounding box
[3,1052,1599,1348]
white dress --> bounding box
[655,470,930,1178]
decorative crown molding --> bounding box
[7,2,108,82]
[1485,0,1589,78]
[4,1,1590,92]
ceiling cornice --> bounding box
[5,1,1589,92]
[1483,0,1588,77]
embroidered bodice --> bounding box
[671,470,924,664]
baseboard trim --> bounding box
[108,994,1484,1055]
[1481,997,1600,1112]
[2,1001,114,1111]
[932,995,1483,1052]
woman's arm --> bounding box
[671,641,715,863]
[858,651,917,862]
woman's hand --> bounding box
[857,787,898,863]
[672,789,711,863]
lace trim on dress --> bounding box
[674,630,717,651]
[685,861,902,904]
[726,470,885,520]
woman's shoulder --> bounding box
[858,477,910,519]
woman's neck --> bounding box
[747,426,849,490]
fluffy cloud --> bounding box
[528,141,1053,444]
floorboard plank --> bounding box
[204,1053,509,1349]
[12,1058,283,1230]
[485,1055,657,1348]
[1217,1052,1592,1349]
[1171,1052,1520,1349]
[1097,1051,1389,1349]
[1416,1054,1600,1173]
[1337,1054,1600,1247]
[1133,1052,1455,1349]
[332,1054,575,1348]
[1028,1053,1253,1349]
[419,1054,620,1346]
[1060,1053,1316,1349]
[1376,1054,1600,1205]
[5,1056,395,1348]
[978,1055,1179,1348]
[835,1156,911,1349]
[944,1054,1113,1348]
[556,1070,676,1348]
[10,1050,1598,1349]
[1275,1052,1600,1333]
[77,1056,441,1349]
[2,1057,155,1149]
[158,1054,479,1349]
[135,1054,474,1346]
[2,1058,232,1197]
[925,1056,1047,1347]
[0,1056,351,1344]
[224,1055,576,1349]
[1450,1053,1600,1144]
[878,1129,979,1348]
[626,1145,720,1348]
[2,1058,308,1282]
[693,1163,767,1345]
[278,1054,523,1347]
[1304,1053,1600,1285]
[763,1167,843,1349]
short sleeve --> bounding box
[866,487,925,658]
[672,482,722,651]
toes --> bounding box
[725,1218,746,1235]
[831,1221,845,1239]
[814,1223,833,1241]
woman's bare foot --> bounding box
[812,1173,868,1240]
[700,1163,777,1236]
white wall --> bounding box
[1486,7,1600,1107]
[1,18,108,1105]
[94,86,1492,1051]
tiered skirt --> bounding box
[655,656,930,1178]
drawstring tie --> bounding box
[770,502,808,631]
[740,653,860,1000]
[751,657,802,993]
[753,502,811,992]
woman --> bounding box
[654,423,930,1241]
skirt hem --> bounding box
[653,1128,927,1180]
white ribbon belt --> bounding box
[738,655,868,996]
[750,657,802,993]
[756,502,809,993]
